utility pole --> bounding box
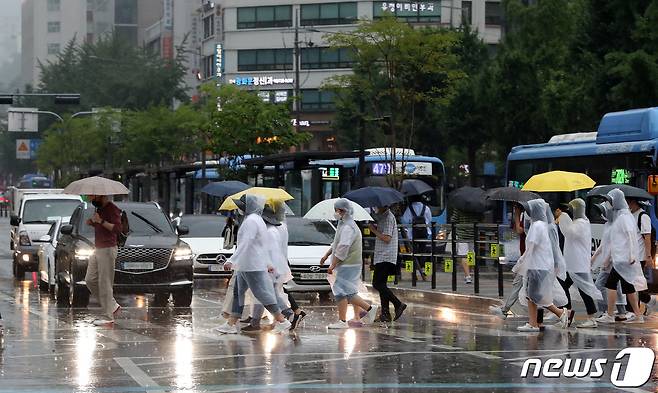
[294,8,301,134]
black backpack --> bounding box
[117,210,130,247]
[637,211,656,260]
[410,204,429,239]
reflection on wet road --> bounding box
[1,227,658,392]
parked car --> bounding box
[10,193,82,279]
[284,217,335,298]
[178,214,236,279]
[37,217,68,293]
[54,202,194,307]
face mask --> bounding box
[91,200,102,208]
[334,212,342,221]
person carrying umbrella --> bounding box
[369,205,407,322]
[85,194,123,326]
[400,195,432,281]
[626,197,657,315]
[450,208,482,284]
[320,198,378,329]
[556,198,602,328]
[217,195,292,334]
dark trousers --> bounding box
[624,261,652,311]
[283,288,299,312]
[559,273,597,315]
[373,262,402,315]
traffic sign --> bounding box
[404,260,413,272]
[8,108,38,132]
[444,259,453,273]
[16,140,30,159]
[424,262,432,276]
[467,251,476,266]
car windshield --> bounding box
[22,199,81,224]
[80,205,174,236]
[287,218,335,246]
[179,216,227,238]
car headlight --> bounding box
[174,244,193,261]
[19,231,31,246]
[75,247,94,260]
[21,253,30,262]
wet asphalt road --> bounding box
[0,218,658,392]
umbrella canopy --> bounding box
[400,179,433,196]
[343,186,405,208]
[486,187,542,204]
[586,184,653,201]
[63,176,129,196]
[219,187,294,211]
[522,171,595,192]
[303,198,373,221]
[201,181,251,198]
[448,186,489,213]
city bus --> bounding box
[506,106,658,251]
[245,148,447,222]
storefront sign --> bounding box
[229,76,294,86]
[291,119,310,127]
[381,2,437,12]
[215,44,223,82]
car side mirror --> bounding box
[177,225,189,236]
[39,235,52,242]
[60,225,73,235]
[10,215,20,226]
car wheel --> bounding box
[153,292,170,306]
[172,286,193,307]
[56,275,70,307]
[12,258,24,280]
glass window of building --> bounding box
[47,0,60,12]
[301,2,358,26]
[203,55,215,79]
[203,14,215,39]
[301,89,335,111]
[461,1,472,25]
[485,1,503,25]
[115,25,138,45]
[301,47,354,69]
[237,49,293,71]
[373,2,441,23]
[115,0,137,25]
[237,5,292,29]
[47,43,61,54]
[47,21,61,33]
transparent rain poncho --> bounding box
[546,203,567,281]
[558,198,602,301]
[328,198,366,298]
[228,194,269,272]
[607,189,648,292]
[592,202,614,272]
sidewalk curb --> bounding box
[365,284,502,313]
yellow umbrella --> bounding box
[218,187,294,211]
[522,171,596,192]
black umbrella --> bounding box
[400,179,433,196]
[586,184,653,201]
[448,186,490,213]
[486,187,542,204]
[344,186,405,208]
[201,181,251,198]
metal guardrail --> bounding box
[362,222,517,297]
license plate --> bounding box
[123,262,153,270]
[300,272,327,280]
[209,264,223,272]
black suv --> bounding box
[54,202,194,307]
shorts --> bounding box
[605,268,636,294]
[457,242,474,257]
[334,293,358,302]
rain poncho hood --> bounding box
[592,202,615,272]
[228,195,270,272]
[545,202,567,281]
[568,198,587,220]
[608,188,629,211]
[334,198,355,217]
[273,200,287,222]
[523,199,547,223]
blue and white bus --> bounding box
[506,106,658,248]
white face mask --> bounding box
[334,212,343,221]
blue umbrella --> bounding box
[344,186,405,208]
[400,179,433,196]
[201,181,251,198]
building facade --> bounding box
[189,0,503,151]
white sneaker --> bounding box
[465,276,472,284]
[544,313,558,322]
[92,319,114,326]
[489,306,507,320]
[363,305,379,325]
[216,322,240,334]
[596,312,615,324]
[272,319,292,334]
[517,323,540,332]
[559,308,569,328]
[328,320,350,329]
[577,318,598,328]
[623,313,644,324]
[647,296,657,316]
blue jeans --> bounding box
[231,271,281,318]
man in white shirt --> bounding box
[627,198,657,314]
[400,197,432,281]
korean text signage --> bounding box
[229,77,294,86]
[370,161,433,176]
[380,2,438,12]
[215,44,223,83]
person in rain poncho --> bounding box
[599,189,648,324]
[320,198,379,329]
[592,202,628,321]
[216,195,292,334]
[556,198,602,328]
[513,200,571,332]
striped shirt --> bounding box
[373,210,399,264]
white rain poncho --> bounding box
[267,225,293,284]
[558,198,602,301]
[607,189,648,292]
[228,195,270,272]
[328,198,366,298]
[592,202,614,272]
[546,203,567,281]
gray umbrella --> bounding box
[586,184,653,201]
[63,176,129,195]
[486,187,542,204]
[448,186,490,213]
[400,179,433,196]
